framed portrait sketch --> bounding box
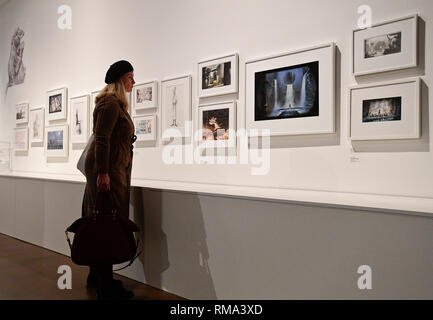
[352,14,418,76]
[14,127,29,152]
[29,107,45,144]
[70,95,89,143]
[198,53,239,98]
[198,101,236,148]
[133,81,158,112]
[133,115,156,142]
[349,77,420,140]
[46,87,68,122]
[161,75,191,139]
[15,102,29,124]
[245,43,335,136]
[45,124,69,157]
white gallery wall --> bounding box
[0,0,433,299]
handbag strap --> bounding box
[93,191,117,215]
[113,238,142,271]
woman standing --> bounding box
[82,60,136,300]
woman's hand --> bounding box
[97,173,110,192]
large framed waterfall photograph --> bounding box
[245,43,335,136]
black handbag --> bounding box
[66,191,140,271]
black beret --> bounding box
[105,60,134,84]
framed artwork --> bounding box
[29,107,45,144]
[352,14,418,76]
[15,102,29,124]
[14,127,29,151]
[198,53,239,98]
[46,87,68,122]
[245,43,335,136]
[133,115,157,141]
[70,94,90,143]
[45,124,69,157]
[161,75,192,139]
[198,101,236,148]
[133,81,158,112]
[349,77,420,140]
[0,141,10,170]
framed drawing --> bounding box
[46,87,68,122]
[245,43,335,136]
[46,124,69,157]
[349,77,420,140]
[70,94,89,143]
[161,75,191,139]
[0,141,10,170]
[14,127,29,152]
[133,115,156,141]
[198,53,238,98]
[29,107,45,144]
[198,101,236,148]
[133,81,158,112]
[352,14,418,76]
[16,102,29,124]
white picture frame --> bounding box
[161,75,192,139]
[45,124,69,157]
[46,87,68,122]
[245,43,335,136]
[352,14,418,76]
[15,102,29,124]
[70,94,90,143]
[14,127,29,152]
[133,115,157,141]
[133,81,158,112]
[349,77,420,141]
[29,107,45,144]
[198,53,239,98]
[198,101,236,148]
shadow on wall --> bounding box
[131,187,217,299]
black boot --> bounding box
[95,264,134,300]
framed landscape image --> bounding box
[29,107,44,144]
[70,94,89,143]
[45,124,69,157]
[352,14,418,76]
[245,43,335,136]
[133,115,156,141]
[349,77,420,140]
[46,87,68,122]
[198,101,236,148]
[14,127,28,152]
[198,53,238,98]
[161,75,191,139]
[16,102,29,124]
[133,81,158,112]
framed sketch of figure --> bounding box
[46,87,68,122]
[70,94,89,143]
[29,107,44,144]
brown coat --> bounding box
[82,94,135,217]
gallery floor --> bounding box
[0,233,184,300]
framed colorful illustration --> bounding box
[133,81,158,112]
[133,115,156,141]
[70,94,89,143]
[14,127,29,152]
[349,77,420,140]
[29,107,45,144]
[45,124,69,157]
[352,14,418,76]
[198,101,236,148]
[245,43,335,136]
[46,87,68,122]
[198,53,238,98]
[15,102,29,124]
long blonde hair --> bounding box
[95,79,129,111]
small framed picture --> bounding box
[46,124,69,157]
[133,81,158,112]
[29,107,45,144]
[15,103,29,124]
[46,87,68,122]
[133,115,156,141]
[70,94,90,143]
[198,53,238,98]
[349,77,420,140]
[14,127,29,152]
[352,14,418,76]
[198,101,236,148]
